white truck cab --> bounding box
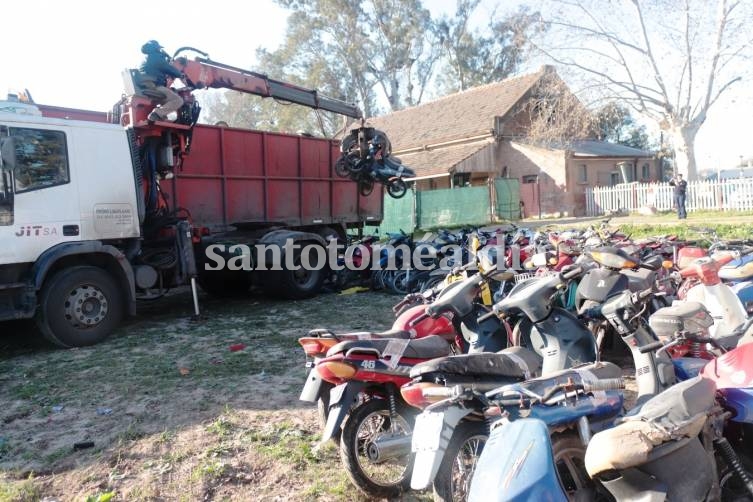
[0,104,142,346]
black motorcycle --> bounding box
[334,126,415,199]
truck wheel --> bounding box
[36,266,124,348]
[262,246,325,299]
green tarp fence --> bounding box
[366,178,521,236]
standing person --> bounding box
[669,173,688,219]
[139,40,184,122]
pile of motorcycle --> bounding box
[298,233,753,502]
[334,126,416,199]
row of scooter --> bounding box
[298,235,753,501]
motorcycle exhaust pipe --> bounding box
[367,433,413,463]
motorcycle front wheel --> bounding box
[432,420,487,502]
[387,177,408,199]
[339,398,415,498]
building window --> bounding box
[578,164,587,183]
[9,127,69,194]
[522,174,538,184]
[610,172,621,186]
[452,173,470,187]
[642,163,650,180]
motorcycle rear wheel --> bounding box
[339,398,415,498]
[387,178,408,199]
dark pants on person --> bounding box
[675,194,687,219]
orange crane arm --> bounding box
[172,56,362,119]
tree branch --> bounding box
[632,0,672,106]
[701,0,735,114]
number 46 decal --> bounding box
[361,360,376,369]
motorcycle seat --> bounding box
[326,334,451,359]
[306,328,413,341]
[584,376,716,477]
[621,268,655,292]
[408,346,542,380]
[648,301,713,338]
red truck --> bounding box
[0,51,381,347]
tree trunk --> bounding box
[667,124,700,180]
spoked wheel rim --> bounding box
[353,409,411,486]
[64,283,109,329]
[449,434,486,501]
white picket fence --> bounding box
[585,179,753,216]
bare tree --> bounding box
[514,68,594,146]
[532,0,753,179]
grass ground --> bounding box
[0,288,430,501]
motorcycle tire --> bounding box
[432,420,487,502]
[387,178,408,199]
[339,398,415,499]
[550,433,607,500]
[334,156,351,178]
[359,179,375,197]
[390,270,411,295]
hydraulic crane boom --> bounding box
[172,56,363,119]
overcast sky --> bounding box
[1,0,749,169]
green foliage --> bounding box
[592,102,654,151]
[435,2,542,93]
[203,0,545,130]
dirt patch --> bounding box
[1,289,426,501]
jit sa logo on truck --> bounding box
[15,225,59,237]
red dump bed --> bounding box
[38,105,383,231]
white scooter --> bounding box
[678,248,753,342]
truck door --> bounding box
[0,124,81,266]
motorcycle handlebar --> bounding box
[477,309,498,323]
[584,378,625,392]
[561,265,583,280]
[409,312,430,327]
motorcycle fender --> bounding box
[468,419,567,502]
[320,381,365,443]
[410,406,472,490]
[299,367,324,403]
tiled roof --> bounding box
[569,140,654,158]
[395,140,495,178]
[367,66,550,176]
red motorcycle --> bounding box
[314,270,510,498]
[298,303,454,430]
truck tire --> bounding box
[260,246,326,299]
[36,266,124,348]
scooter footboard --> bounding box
[410,407,472,490]
[469,419,567,502]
